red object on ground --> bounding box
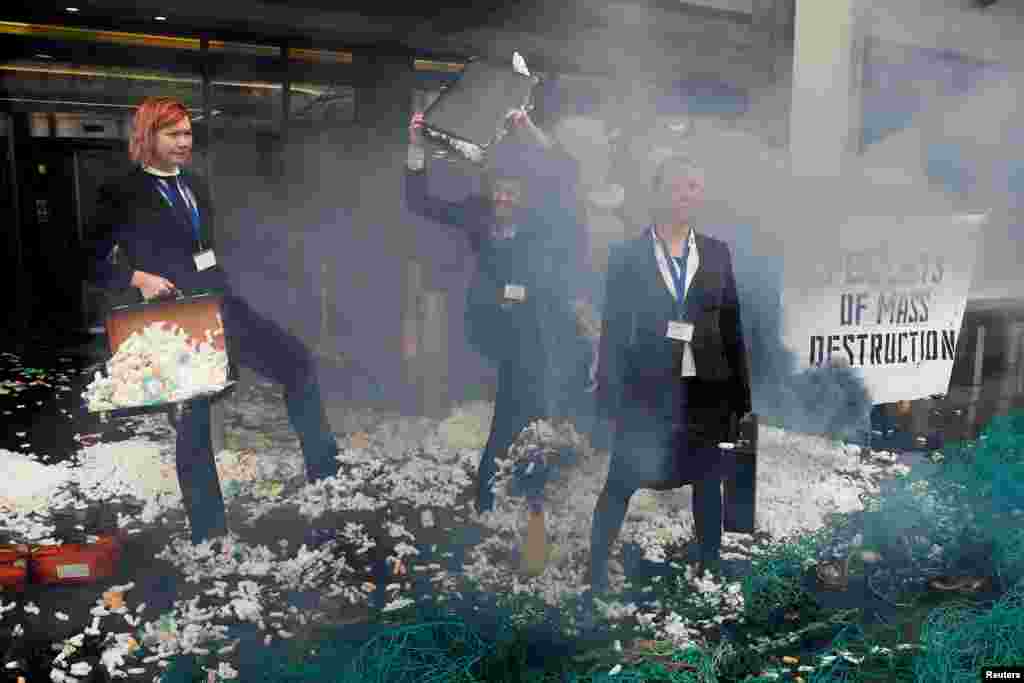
[0,544,30,591]
[29,535,122,585]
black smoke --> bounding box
[728,226,873,442]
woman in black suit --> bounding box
[87,97,339,547]
[589,155,752,592]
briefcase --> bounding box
[89,293,234,416]
[723,413,757,534]
[421,60,538,165]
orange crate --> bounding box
[30,535,122,586]
[0,544,30,591]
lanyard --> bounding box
[155,177,203,249]
[653,225,690,317]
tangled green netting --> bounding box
[938,410,1024,586]
[353,620,497,683]
[914,580,1024,683]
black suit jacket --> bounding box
[404,165,592,417]
[404,167,587,357]
[597,229,752,432]
[85,167,228,298]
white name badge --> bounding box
[504,283,527,302]
[666,320,694,343]
[194,249,217,272]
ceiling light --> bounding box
[154,16,167,21]
[65,7,80,12]
[35,53,55,59]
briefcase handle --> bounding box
[728,412,740,443]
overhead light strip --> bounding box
[0,96,201,112]
[0,21,353,63]
[290,47,353,64]
[414,59,465,73]
[0,63,327,97]
[0,20,200,50]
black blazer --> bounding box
[86,167,228,298]
[597,229,752,427]
[404,167,589,361]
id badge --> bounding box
[194,249,217,272]
[503,283,527,302]
[666,320,694,343]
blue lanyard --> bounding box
[653,226,689,318]
[155,177,203,247]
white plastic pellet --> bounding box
[70,662,92,676]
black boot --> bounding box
[303,526,336,551]
[286,379,339,485]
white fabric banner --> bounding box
[781,213,987,404]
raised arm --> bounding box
[404,111,492,252]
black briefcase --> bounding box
[421,60,538,164]
[723,413,758,534]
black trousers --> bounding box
[589,382,733,591]
[476,359,546,513]
[172,294,338,543]
[475,338,598,513]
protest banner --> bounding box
[781,212,987,404]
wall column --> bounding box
[788,0,866,178]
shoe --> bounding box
[192,527,229,548]
[303,527,336,551]
[474,493,495,515]
[588,573,610,597]
[696,554,723,578]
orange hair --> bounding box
[129,97,191,166]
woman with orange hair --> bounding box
[87,97,339,547]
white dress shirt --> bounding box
[651,227,700,377]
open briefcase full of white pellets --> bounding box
[420,58,539,165]
[83,292,235,419]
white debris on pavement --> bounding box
[382,597,415,613]
[0,449,74,516]
[1,364,921,679]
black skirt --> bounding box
[609,379,735,488]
